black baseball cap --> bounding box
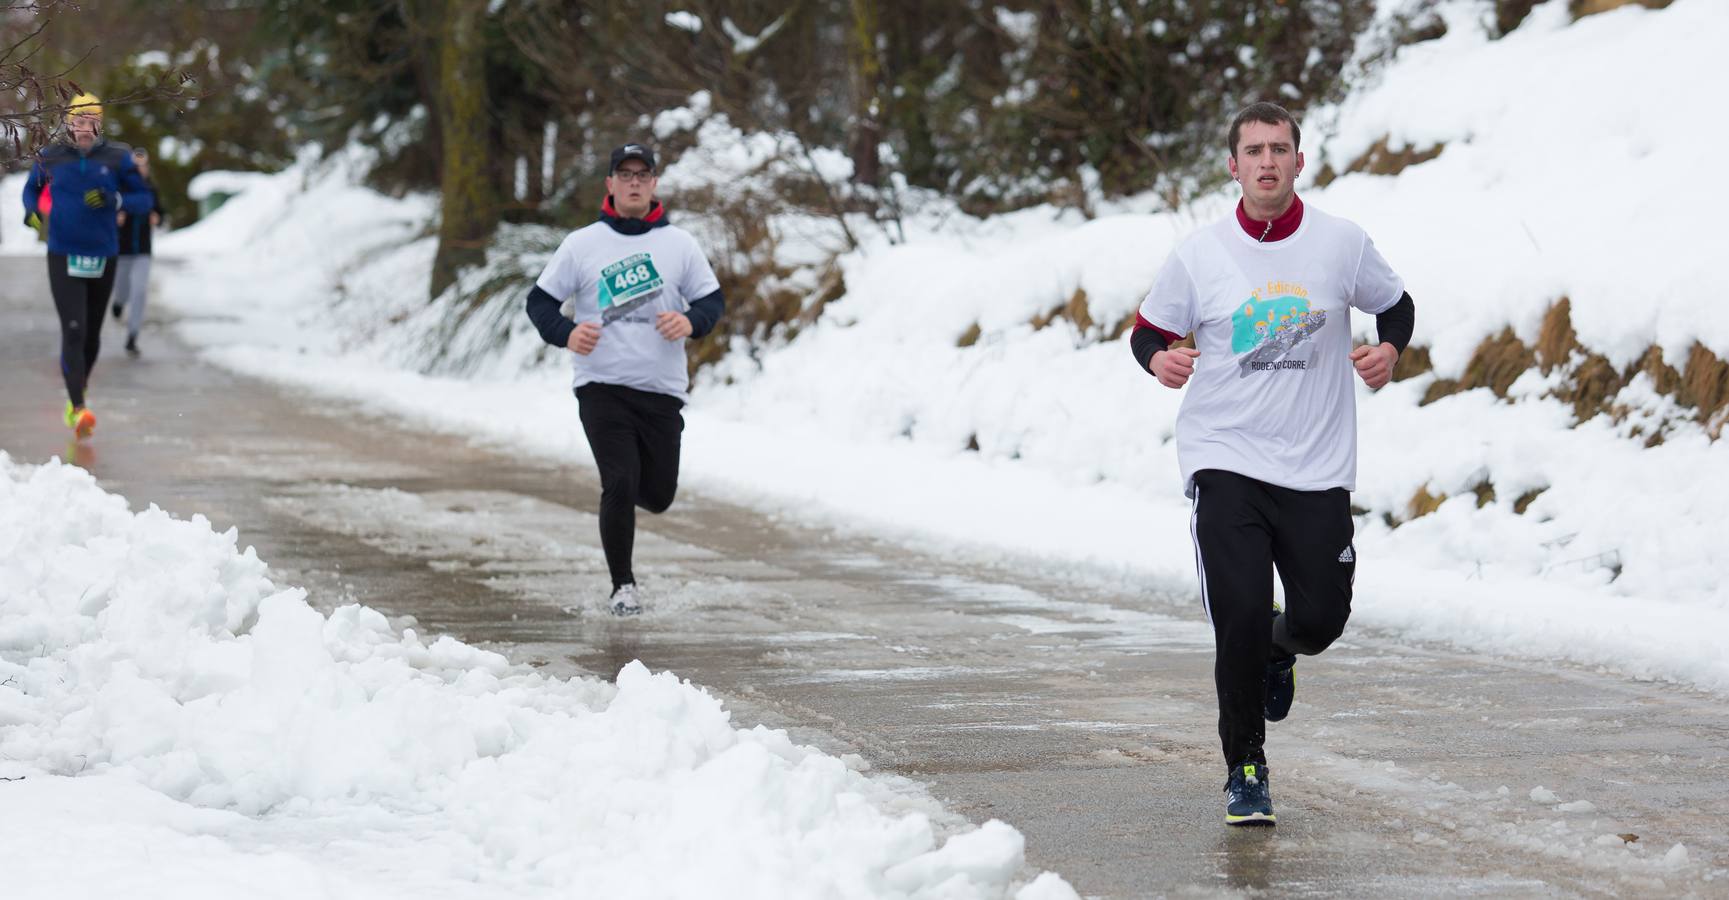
[609,143,656,173]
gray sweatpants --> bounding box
[113,254,153,339]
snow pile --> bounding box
[0,453,1074,899]
[2,171,48,256]
[145,0,1729,695]
[162,146,436,361]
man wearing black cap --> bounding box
[525,143,726,615]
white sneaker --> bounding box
[609,584,642,616]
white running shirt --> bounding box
[536,221,721,401]
[1138,203,1404,496]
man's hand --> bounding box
[567,321,601,355]
[1351,342,1399,390]
[1150,346,1200,389]
[656,311,693,341]
[117,211,127,226]
[83,188,107,209]
[149,211,162,227]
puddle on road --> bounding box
[907,574,1214,650]
[198,433,434,482]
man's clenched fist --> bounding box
[1351,343,1398,390]
[567,321,601,355]
[1150,346,1201,389]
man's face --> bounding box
[68,114,99,150]
[607,160,657,217]
[134,154,151,177]
[1229,120,1303,211]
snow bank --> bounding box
[0,453,1073,899]
[1315,0,1728,367]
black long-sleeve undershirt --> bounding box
[1374,292,1415,355]
[1130,291,1417,374]
[1130,323,1172,374]
[684,288,725,338]
[526,285,726,348]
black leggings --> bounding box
[1190,469,1356,769]
[48,253,118,409]
[576,382,684,588]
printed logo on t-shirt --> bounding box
[1231,280,1325,378]
[598,252,665,324]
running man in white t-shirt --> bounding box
[1131,103,1416,826]
[526,143,725,616]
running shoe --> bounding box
[1224,762,1275,826]
[609,583,642,616]
[63,401,96,439]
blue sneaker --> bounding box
[1265,655,1295,722]
[1224,763,1275,825]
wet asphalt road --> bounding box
[2,255,1725,898]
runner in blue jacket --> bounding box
[21,94,153,439]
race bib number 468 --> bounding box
[598,253,665,323]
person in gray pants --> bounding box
[112,147,165,356]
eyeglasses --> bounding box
[612,169,655,183]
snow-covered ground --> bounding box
[0,453,1074,899]
[110,0,1726,695]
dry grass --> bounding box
[1572,0,1671,17]
[1063,287,1094,333]
[1392,344,1432,382]
[1031,287,1095,335]
[1535,297,1577,374]
[1405,485,1448,522]
[1680,343,1729,425]
[1425,327,1535,404]
[956,322,982,348]
[1383,481,1547,530]
[1561,354,1625,421]
[1464,327,1537,397]
[1628,346,1682,395]
[1419,299,1725,438]
[1315,136,1445,188]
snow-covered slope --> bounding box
[139,0,1727,698]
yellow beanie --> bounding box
[67,92,103,121]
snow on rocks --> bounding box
[0,454,1074,899]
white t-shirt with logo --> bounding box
[1138,204,1404,496]
[536,221,721,402]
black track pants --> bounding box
[48,253,119,410]
[1190,468,1356,769]
[576,382,684,588]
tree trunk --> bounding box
[428,0,497,299]
[847,0,882,187]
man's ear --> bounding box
[1228,155,1239,181]
[1295,151,1304,176]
